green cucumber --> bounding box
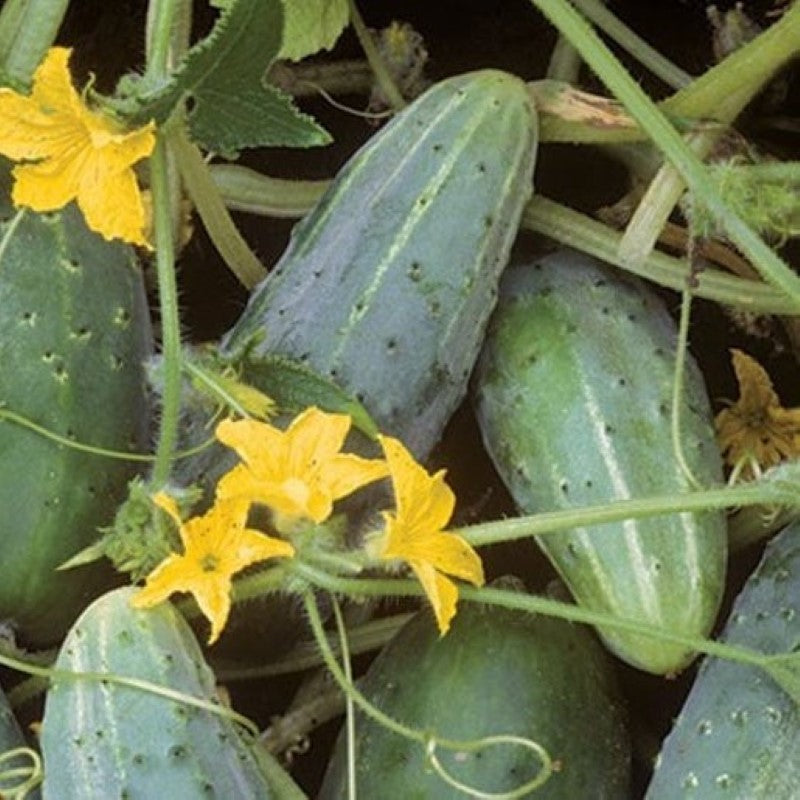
[472,248,727,674]
[0,679,40,799]
[0,198,153,645]
[40,587,279,799]
[318,591,631,798]
[222,69,538,459]
[646,519,800,799]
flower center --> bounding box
[200,553,220,573]
[282,477,311,507]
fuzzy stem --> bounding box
[293,563,773,675]
[145,0,184,83]
[148,135,183,486]
[459,481,796,548]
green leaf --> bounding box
[279,0,350,61]
[134,0,330,152]
[241,354,379,440]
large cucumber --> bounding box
[40,587,281,799]
[0,195,153,645]
[646,519,800,799]
[222,69,538,459]
[318,592,631,798]
[472,248,727,674]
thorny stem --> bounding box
[148,135,183,486]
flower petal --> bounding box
[286,407,350,475]
[386,526,484,586]
[130,554,201,609]
[216,417,285,479]
[190,572,234,645]
[11,151,85,211]
[379,434,454,532]
[30,48,83,117]
[230,527,295,568]
[78,163,151,247]
[0,91,57,160]
[409,560,459,635]
[731,348,779,413]
[324,453,388,500]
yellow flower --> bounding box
[0,47,155,247]
[131,492,294,644]
[715,348,800,477]
[371,434,484,635]
[215,407,388,525]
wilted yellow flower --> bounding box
[215,407,388,525]
[715,348,800,477]
[370,434,484,635]
[0,47,155,246]
[131,492,294,644]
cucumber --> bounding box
[0,196,153,645]
[40,587,279,799]
[222,69,538,459]
[646,519,800,799]
[318,591,631,798]
[472,248,727,674]
[0,679,40,799]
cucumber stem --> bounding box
[522,197,799,314]
[149,135,183,486]
[459,481,798,548]
[671,289,703,490]
[169,126,267,288]
[293,562,785,684]
[526,0,800,310]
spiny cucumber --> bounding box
[222,69,538,459]
[472,248,727,674]
[0,196,153,645]
[646,519,800,799]
[40,587,279,799]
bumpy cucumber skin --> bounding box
[472,249,727,674]
[41,587,275,800]
[646,520,800,799]
[0,205,152,644]
[319,600,631,799]
[222,69,538,459]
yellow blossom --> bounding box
[215,406,388,525]
[0,47,155,247]
[371,434,484,635]
[131,492,294,644]
[715,348,800,477]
